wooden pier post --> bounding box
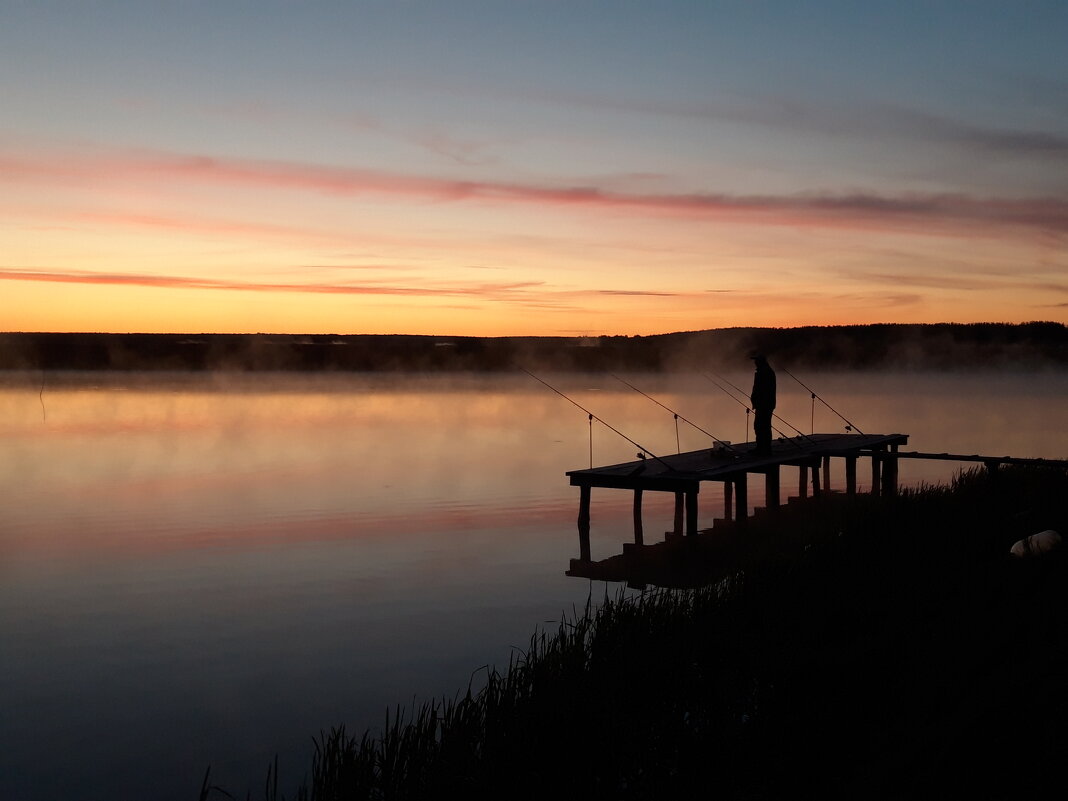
[685,489,699,537]
[845,456,857,496]
[734,474,748,529]
[881,444,899,497]
[723,478,733,522]
[578,485,591,561]
[871,449,883,497]
[822,455,832,490]
[632,489,644,545]
[811,461,822,498]
[765,465,781,510]
[673,491,684,537]
[798,465,809,498]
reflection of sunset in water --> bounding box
[2,371,1066,558]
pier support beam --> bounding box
[881,444,899,497]
[734,474,748,530]
[673,491,684,537]
[845,456,857,496]
[871,449,883,497]
[765,465,781,510]
[724,479,733,522]
[578,485,591,561]
[811,461,822,498]
[632,489,644,545]
[798,465,809,498]
[823,456,832,490]
[685,489,699,537]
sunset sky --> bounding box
[2,1,1066,335]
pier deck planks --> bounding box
[566,432,909,492]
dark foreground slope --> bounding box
[207,466,1068,800]
[4,322,1067,372]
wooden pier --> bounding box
[566,432,909,561]
[566,434,1068,587]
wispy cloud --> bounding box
[5,258,933,325]
[665,96,1068,160]
[0,266,545,302]
[839,291,923,307]
[4,147,1067,236]
[595,289,680,297]
[3,206,492,257]
[458,80,1068,163]
[201,99,505,166]
[73,210,336,243]
[0,265,778,316]
[331,109,504,166]
[842,269,1068,296]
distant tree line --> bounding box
[0,322,1064,372]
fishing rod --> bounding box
[707,369,818,443]
[703,371,812,447]
[702,372,751,440]
[519,367,675,472]
[609,373,738,454]
[779,367,865,435]
[707,369,750,401]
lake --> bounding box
[2,369,1066,799]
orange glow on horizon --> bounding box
[3,144,1065,335]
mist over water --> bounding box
[1,370,1066,799]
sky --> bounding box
[2,0,1067,336]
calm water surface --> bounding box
[2,370,1066,799]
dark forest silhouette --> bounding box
[0,322,1065,372]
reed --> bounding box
[207,465,1068,800]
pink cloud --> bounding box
[846,270,1068,296]
[0,265,778,315]
[75,209,333,242]
[0,266,546,301]
[3,205,496,255]
[3,148,1067,236]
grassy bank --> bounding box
[206,465,1068,800]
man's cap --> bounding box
[748,352,767,361]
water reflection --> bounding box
[0,370,1066,799]
[568,531,748,590]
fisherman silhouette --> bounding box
[750,354,776,456]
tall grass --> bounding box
[208,466,1068,800]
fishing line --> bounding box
[704,372,752,442]
[703,372,813,448]
[779,367,865,435]
[519,367,675,471]
[705,369,814,441]
[609,373,737,454]
[707,369,750,401]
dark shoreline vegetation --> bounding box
[3,322,1067,373]
[204,466,1068,800]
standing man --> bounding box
[750,354,776,455]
